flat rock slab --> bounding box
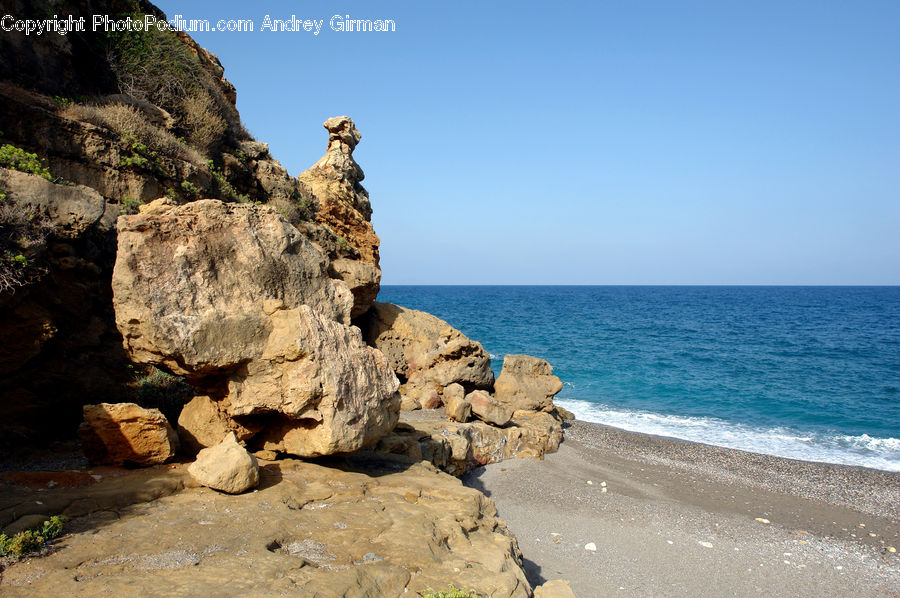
[0,459,532,598]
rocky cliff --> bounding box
[0,2,574,595]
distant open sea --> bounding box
[377,286,900,472]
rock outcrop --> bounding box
[188,432,259,494]
[78,403,178,466]
[361,302,495,408]
[0,458,532,598]
[495,354,564,412]
[376,410,564,476]
[299,116,381,318]
[468,390,514,427]
[112,198,400,458]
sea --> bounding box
[377,286,900,472]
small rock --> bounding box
[584,542,597,551]
[533,579,577,598]
[188,432,259,494]
[587,480,593,485]
[601,487,608,494]
[699,541,713,548]
[600,481,607,487]
[755,518,770,524]
[887,546,897,553]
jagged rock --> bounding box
[467,390,513,427]
[494,354,564,412]
[188,432,259,494]
[112,198,353,377]
[177,395,262,455]
[534,579,578,598]
[113,199,400,457]
[229,304,401,458]
[298,116,381,317]
[444,383,471,422]
[78,403,178,466]
[376,410,563,476]
[1,168,105,238]
[556,405,576,421]
[361,302,494,406]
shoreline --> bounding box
[463,419,900,597]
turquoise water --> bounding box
[377,286,900,471]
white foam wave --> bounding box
[556,399,900,472]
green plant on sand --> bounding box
[0,515,68,559]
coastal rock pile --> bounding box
[361,302,494,409]
[299,116,382,318]
[495,354,564,412]
[111,198,400,458]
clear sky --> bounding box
[152,0,899,285]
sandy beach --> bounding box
[462,420,900,597]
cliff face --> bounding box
[0,0,378,444]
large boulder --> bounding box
[113,198,353,378]
[467,390,513,427]
[177,395,262,455]
[112,199,400,457]
[299,116,381,318]
[78,403,178,466]
[494,354,564,412]
[230,304,401,457]
[361,302,494,406]
[188,432,259,494]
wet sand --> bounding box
[462,420,900,597]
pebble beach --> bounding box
[463,420,900,597]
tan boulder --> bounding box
[361,302,494,406]
[176,395,262,455]
[1,168,106,238]
[444,383,471,422]
[494,354,564,412]
[79,403,178,466]
[188,432,259,494]
[298,116,381,317]
[229,305,401,457]
[467,390,513,427]
[112,199,353,377]
[534,579,578,598]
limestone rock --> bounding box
[0,459,531,597]
[231,305,401,457]
[377,410,564,476]
[534,580,577,598]
[444,383,471,422]
[467,390,513,427]
[112,199,353,377]
[1,167,105,238]
[299,116,381,317]
[176,395,262,455]
[188,432,259,494]
[494,354,564,412]
[79,403,178,466]
[361,302,494,405]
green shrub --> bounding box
[134,366,194,424]
[0,144,53,180]
[208,160,249,203]
[120,196,143,215]
[0,515,67,559]
[420,587,479,598]
[179,180,200,199]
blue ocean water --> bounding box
[377,286,900,472]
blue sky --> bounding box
[153,1,899,284]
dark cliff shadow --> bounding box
[310,450,417,478]
[522,558,547,589]
[460,465,491,497]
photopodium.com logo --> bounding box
[0,13,396,36]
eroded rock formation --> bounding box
[78,403,179,466]
[111,198,399,458]
[361,302,495,408]
[495,354,565,412]
[299,116,382,318]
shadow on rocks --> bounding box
[460,465,491,497]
